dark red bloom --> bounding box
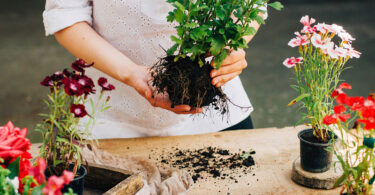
[98,77,115,91]
[62,78,84,96]
[70,104,87,117]
[323,115,338,125]
[71,59,94,73]
[72,75,95,95]
[51,71,64,81]
[63,68,72,78]
[40,76,53,87]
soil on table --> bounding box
[154,146,256,183]
[150,56,229,115]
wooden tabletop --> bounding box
[91,126,341,195]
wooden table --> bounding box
[90,125,340,195]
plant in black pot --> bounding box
[283,15,361,173]
[36,59,115,195]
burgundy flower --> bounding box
[40,76,53,87]
[62,78,84,96]
[63,68,72,78]
[72,74,95,95]
[70,104,87,118]
[71,59,94,73]
[98,77,115,91]
[51,71,63,81]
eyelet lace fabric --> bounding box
[43,0,255,138]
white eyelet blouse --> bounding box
[43,0,266,139]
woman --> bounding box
[43,0,266,139]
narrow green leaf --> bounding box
[171,35,182,44]
[167,44,179,56]
[268,2,284,11]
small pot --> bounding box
[298,129,337,173]
[46,164,87,195]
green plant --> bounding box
[36,59,114,175]
[284,16,361,142]
[166,0,283,69]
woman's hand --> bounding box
[129,66,203,115]
[210,49,248,88]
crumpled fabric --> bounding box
[82,146,193,195]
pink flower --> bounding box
[300,15,315,26]
[42,176,65,195]
[28,157,47,184]
[334,47,348,58]
[62,170,74,185]
[301,25,317,34]
[311,33,331,49]
[70,104,88,118]
[98,77,115,91]
[328,24,344,34]
[283,57,303,68]
[288,35,309,47]
[315,23,330,34]
[338,32,355,42]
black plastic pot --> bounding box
[45,164,87,195]
[298,129,337,173]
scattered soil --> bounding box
[156,146,256,183]
[150,56,228,115]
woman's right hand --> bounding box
[128,66,203,115]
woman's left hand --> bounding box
[210,49,248,88]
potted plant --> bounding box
[323,84,375,194]
[0,121,75,195]
[151,0,283,114]
[283,15,361,172]
[36,59,115,194]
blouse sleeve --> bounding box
[43,0,93,36]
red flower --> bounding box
[323,115,338,125]
[70,104,88,118]
[72,75,95,95]
[338,83,352,90]
[98,77,115,91]
[28,157,47,184]
[334,105,346,114]
[71,59,94,73]
[0,122,31,164]
[358,107,375,130]
[349,96,365,110]
[336,93,349,105]
[62,78,84,97]
[331,83,352,98]
[43,175,65,195]
[40,76,54,87]
[51,71,64,82]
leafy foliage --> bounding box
[166,0,282,69]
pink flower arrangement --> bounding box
[284,15,361,142]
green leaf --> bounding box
[7,157,20,179]
[333,174,346,188]
[255,15,265,24]
[268,2,284,11]
[209,36,226,56]
[167,44,179,56]
[31,184,45,195]
[190,25,209,40]
[174,9,184,23]
[171,35,182,44]
[288,93,310,106]
[244,27,256,36]
[185,23,198,28]
[213,49,229,69]
[173,2,186,12]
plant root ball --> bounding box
[150,56,228,115]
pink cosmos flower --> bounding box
[42,176,65,195]
[283,57,303,68]
[300,15,315,26]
